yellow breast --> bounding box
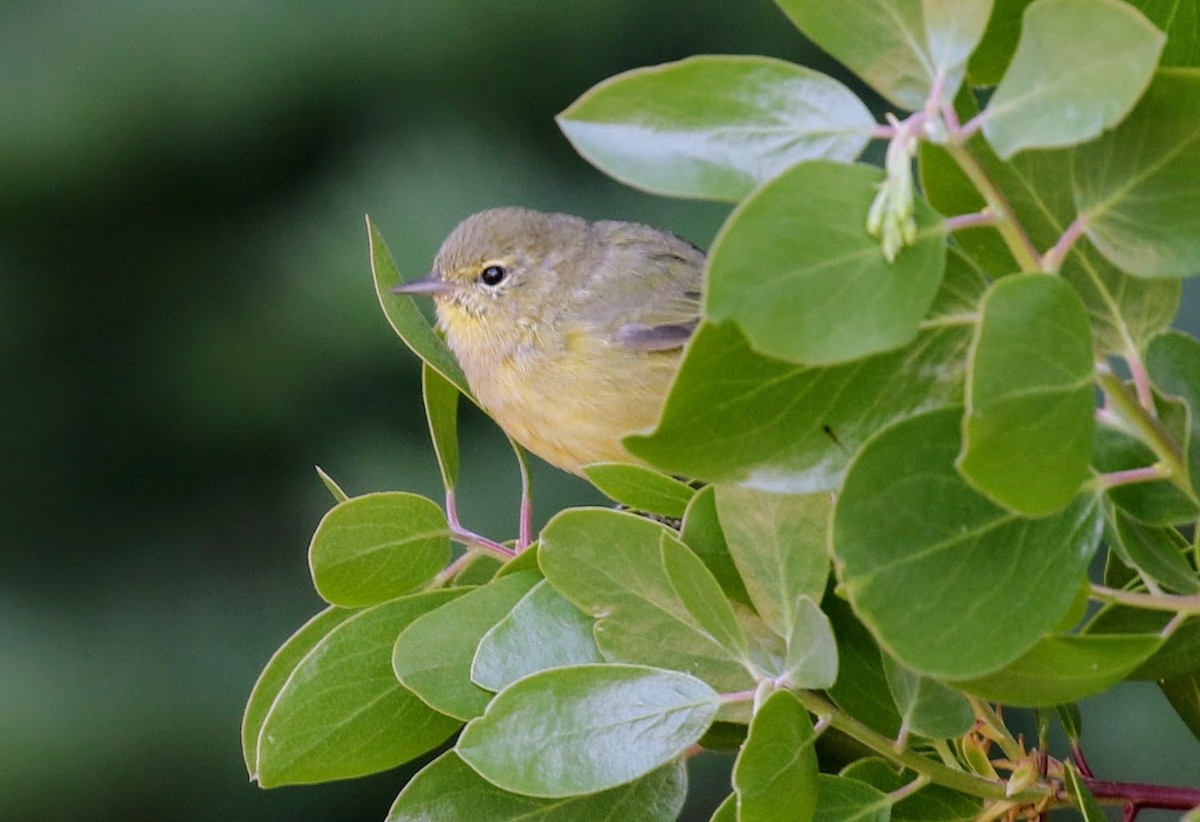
[453,322,679,475]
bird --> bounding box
[392,207,704,475]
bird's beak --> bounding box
[391,272,455,297]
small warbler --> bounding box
[393,207,704,475]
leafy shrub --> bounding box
[244,1,1200,818]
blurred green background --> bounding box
[2,2,1196,820]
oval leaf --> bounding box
[834,408,1103,678]
[1074,69,1200,278]
[242,606,357,777]
[784,596,839,690]
[775,0,992,109]
[557,55,873,201]
[386,752,687,822]
[539,508,757,693]
[954,633,1163,705]
[733,689,819,822]
[393,571,542,721]
[583,462,695,518]
[309,492,450,608]
[457,664,718,798]
[254,591,465,786]
[659,533,751,664]
[471,580,603,693]
[628,252,983,489]
[706,161,946,366]
[957,274,1094,516]
[982,0,1165,158]
[814,775,891,822]
[715,485,831,637]
[881,655,974,740]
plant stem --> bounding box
[1125,347,1156,411]
[888,774,931,803]
[1095,366,1193,498]
[941,139,1042,272]
[1097,465,1166,490]
[790,691,1044,803]
[944,210,999,232]
[1089,583,1200,615]
[1041,215,1087,272]
[1084,779,1200,811]
[970,697,1023,762]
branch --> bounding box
[1041,215,1087,272]
[790,691,1044,803]
[1089,583,1200,615]
[941,138,1043,272]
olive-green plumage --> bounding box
[394,207,704,474]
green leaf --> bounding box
[368,216,473,399]
[824,593,903,737]
[834,408,1103,678]
[710,794,737,822]
[423,362,460,491]
[954,633,1163,705]
[680,486,753,607]
[706,161,946,366]
[582,462,695,518]
[472,580,603,693]
[315,466,349,503]
[1063,762,1108,822]
[842,759,981,822]
[922,100,1181,354]
[1148,329,1200,491]
[1073,69,1200,278]
[1093,399,1199,525]
[783,597,839,689]
[539,508,758,693]
[814,775,891,822]
[557,55,873,201]
[1128,0,1200,66]
[392,571,541,721]
[1110,508,1200,594]
[774,0,991,109]
[1085,607,1200,680]
[1056,703,1084,742]
[253,591,465,786]
[957,274,1095,516]
[659,532,751,664]
[923,0,996,101]
[967,0,1037,86]
[386,752,687,822]
[629,252,981,489]
[1159,672,1200,742]
[982,0,1165,159]
[308,492,450,608]
[732,689,819,822]
[457,664,718,798]
[714,486,830,637]
[242,606,357,777]
[881,655,974,740]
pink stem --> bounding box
[1085,779,1200,812]
[1126,350,1156,411]
[1042,215,1087,272]
[944,210,998,232]
[1098,465,1164,489]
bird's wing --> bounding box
[584,221,705,352]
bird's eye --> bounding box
[480,265,507,286]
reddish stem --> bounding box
[1071,743,1094,779]
[1085,779,1200,811]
